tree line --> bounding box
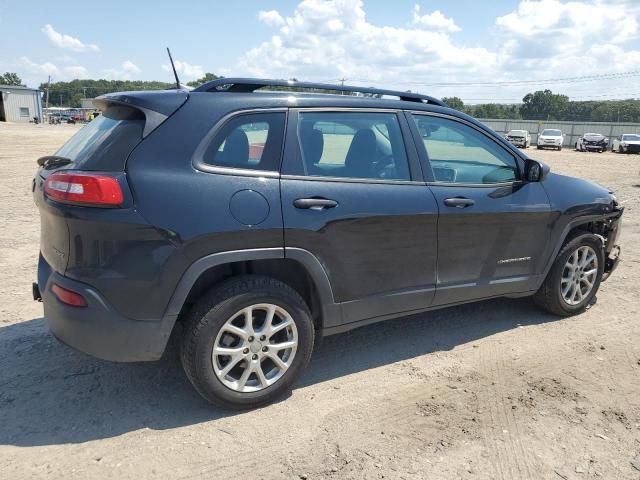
[443,90,640,123]
[3,71,638,123]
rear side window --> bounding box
[202,112,286,171]
[54,105,145,171]
[296,111,410,180]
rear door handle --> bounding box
[293,198,338,210]
[443,197,475,208]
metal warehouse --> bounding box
[0,85,43,123]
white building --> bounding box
[0,86,43,122]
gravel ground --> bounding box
[1,122,639,480]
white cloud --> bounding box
[20,56,60,76]
[495,0,640,80]
[121,60,141,74]
[63,65,88,78]
[234,0,640,102]
[161,60,204,80]
[102,61,142,80]
[41,24,100,52]
[412,5,460,32]
[238,0,495,88]
[258,10,285,27]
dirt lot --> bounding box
[1,122,639,480]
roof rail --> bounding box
[192,78,446,107]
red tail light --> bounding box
[51,283,87,307]
[44,172,124,207]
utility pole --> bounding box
[82,87,87,98]
[45,75,51,109]
[340,77,346,95]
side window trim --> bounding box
[192,108,288,178]
[407,111,525,186]
[281,108,424,184]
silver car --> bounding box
[612,134,640,154]
[506,129,530,148]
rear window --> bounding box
[53,105,145,171]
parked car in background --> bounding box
[537,129,564,150]
[506,129,530,148]
[612,134,640,154]
[33,78,623,408]
[576,133,608,153]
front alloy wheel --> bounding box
[560,246,598,305]
[534,234,604,316]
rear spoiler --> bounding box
[93,90,189,138]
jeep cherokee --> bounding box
[33,79,623,408]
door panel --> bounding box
[407,112,552,305]
[429,183,551,305]
[281,179,438,325]
[281,109,438,327]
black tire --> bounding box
[619,146,624,154]
[558,146,562,151]
[536,145,542,150]
[180,275,314,409]
[534,234,605,316]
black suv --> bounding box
[33,79,623,408]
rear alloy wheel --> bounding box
[534,234,604,316]
[212,304,298,393]
[181,275,314,409]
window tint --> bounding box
[411,114,518,184]
[54,105,144,171]
[203,112,286,171]
[297,112,410,180]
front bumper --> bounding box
[602,245,621,281]
[37,254,175,362]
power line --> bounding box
[340,70,640,88]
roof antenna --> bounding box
[166,47,181,89]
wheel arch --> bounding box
[539,214,619,284]
[163,248,339,332]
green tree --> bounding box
[186,72,221,87]
[0,72,24,86]
[520,89,569,120]
[442,96,464,111]
[37,79,174,107]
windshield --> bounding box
[508,130,527,136]
[541,129,562,136]
[622,134,640,141]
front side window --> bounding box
[203,112,286,171]
[411,114,518,184]
[296,111,410,180]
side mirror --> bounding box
[525,159,550,182]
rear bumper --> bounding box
[38,254,175,362]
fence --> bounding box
[478,118,640,148]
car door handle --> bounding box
[443,197,475,208]
[293,198,338,210]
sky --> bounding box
[1,0,639,103]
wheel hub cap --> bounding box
[212,303,298,393]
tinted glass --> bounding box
[296,112,410,180]
[203,112,286,171]
[411,114,518,184]
[54,105,144,171]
